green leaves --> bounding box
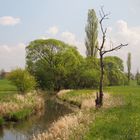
[7,68,36,94]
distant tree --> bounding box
[95,7,128,107]
[0,69,5,79]
[104,56,127,86]
[135,70,140,85]
[127,52,131,84]
[85,9,98,57]
[7,68,36,94]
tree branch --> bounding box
[102,43,128,55]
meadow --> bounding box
[55,83,140,140]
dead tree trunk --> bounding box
[95,7,128,107]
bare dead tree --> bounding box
[95,7,128,107]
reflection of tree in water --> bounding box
[0,127,4,138]
[0,99,72,140]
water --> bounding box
[0,98,72,140]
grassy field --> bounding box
[0,79,17,101]
[57,83,140,140]
[83,85,140,140]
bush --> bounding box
[7,68,36,94]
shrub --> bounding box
[7,68,36,94]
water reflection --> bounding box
[0,99,72,140]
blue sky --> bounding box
[0,0,140,72]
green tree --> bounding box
[127,52,131,84]
[135,70,140,85]
[85,9,98,57]
[104,56,127,86]
[7,68,36,94]
[26,39,83,90]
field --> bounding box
[0,79,17,101]
[56,83,140,140]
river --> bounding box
[0,98,72,140]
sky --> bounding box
[0,0,140,73]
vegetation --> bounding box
[26,39,83,90]
[0,79,44,125]
[127,52,131,84]
[85,9,98,57]
[84,85,140,140]
[34,84,140,140]
[7,68,36,94]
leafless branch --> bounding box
[102,43,128,55]
[99,7,110,51]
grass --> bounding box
[55,82,140,140]
[84,84,140,140]
[0,79,17,102]
[0,79,44,124]
[9,108,32,121]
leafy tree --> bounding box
[0,69,5,79]
[135,70,140,85]
[7,68,36,94]
[127,52,131,84]
[85,9,98,57]
[104,56,127,85]
[26,39,83,90]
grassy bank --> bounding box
[33,84,140,140]
[0,79,44,125]
[84,85,140,140]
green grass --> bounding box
[84,85,140,140]
[0,79,17,91]
[9,108,32,121]
[0,79,17,102]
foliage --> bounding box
[104,56,127,86]
[0,69,5,79]
[127,52,131,84]
[7,68,36,93]
[26,39,83,90]
[85,9,98,57]
[10,108,32,121]
[135,70,140,85]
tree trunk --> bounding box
[95,52,104,107]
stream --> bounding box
[0,98,73,140]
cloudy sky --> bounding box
[0,0,140,73]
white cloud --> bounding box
[0,16,20,26]
[0,43,26,71]
[47,26,59,35]
[104,20,140,73]
[61,31,85,55]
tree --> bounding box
[127,52,131,84]
[0,69,5,79]
[135,70,140,85]
[85,9,98,57]
[95,7,128,107]
[104,56,127,86]
[7,68,36,94]
[26,39,83,90]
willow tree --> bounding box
[95,7,128,107]
[127,52,131,84]
[85,9,98,57]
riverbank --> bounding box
[0,92,44,125]
[32,88,125,140]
